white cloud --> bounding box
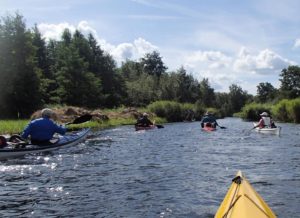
[110,43,135,62]
[294,38,300,48]
[185,50,232,70]
[37,21,157,64]
[134,38,158,56]
[178,47,296,94]
[105,38,157,63]
[38,22,76,41]
[233,47,294,75]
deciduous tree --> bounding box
[279,65,300,99]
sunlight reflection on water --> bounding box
[0,118,299,217]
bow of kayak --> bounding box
[215,171,276,218]
[202,126,216,131]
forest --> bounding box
[1,13,300,122]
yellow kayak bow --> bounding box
[215,171,277,218]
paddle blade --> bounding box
[220,126,226,129]
[156,124,164,129]
[68,114,93,125]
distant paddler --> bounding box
[201,111,226,129]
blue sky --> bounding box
[1,0,300,94]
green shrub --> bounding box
[272,99,291,122]
[148,100,225,122]
[0,120,29,134]
[239,103,272,121]
[148,101,183,122]
[194,102,206,121]
[286,98,300,123]
[204,107,222,119]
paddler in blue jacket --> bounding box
[201,112,218,128]
[21,108,67,145]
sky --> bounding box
[1,0,300,94]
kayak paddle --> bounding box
[66,114,93,125]
[216,123,226,129]
[153,120,164,128]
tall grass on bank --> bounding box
[288,98,300,123]
[272,99,291,122]
[239,98,300,123]
[147,100,219,122]
[148,101,183,122]
[272,98,300,123]
[0,120,29,134]
[67,117,143,130]
[239,103,273,121]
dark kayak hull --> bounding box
[0,128,90,160]
[135,125,156,131]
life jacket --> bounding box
[205,122,212,127]
[262,117,271,127]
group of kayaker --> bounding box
[200,111,277,130]
[134,110,277,131]
[0,107,278,148]
[24,108,278,137]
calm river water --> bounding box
[0,117,299,217]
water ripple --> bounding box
[0,118,299,217]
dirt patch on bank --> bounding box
[31,106,148,123]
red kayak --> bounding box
[202,123,216,131]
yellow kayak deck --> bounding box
[215,171,276,218]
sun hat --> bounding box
[41,108,54,118]
[260,112,269,116]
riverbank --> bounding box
[0,106,166,134]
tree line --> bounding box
[1,13,299,119]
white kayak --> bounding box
[253,123,281,135]
[0,128,90,160]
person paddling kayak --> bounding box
[201,112,218,128]
[21,108,67,145]
[254,112,276,129]
[135,113,154,127]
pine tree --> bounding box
[0,13,42,118]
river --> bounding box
[0,117,299,217]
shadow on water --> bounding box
[0,117,299,217]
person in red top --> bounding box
[255,112,276,128]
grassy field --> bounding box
[0,120,29,135]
